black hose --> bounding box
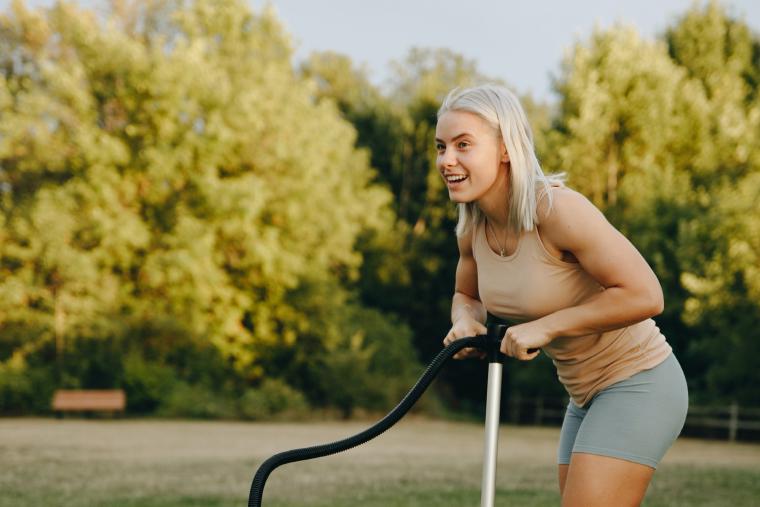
[248,335,489,507]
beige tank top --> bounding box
[472,218,672,407]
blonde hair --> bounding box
[437,84,565,237]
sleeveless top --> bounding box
[471,218,672,407]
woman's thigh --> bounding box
[557,353,688,503]
[562,453,654,507]
[570,354,688,468]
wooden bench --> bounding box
[52,389,126,417]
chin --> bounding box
[449,193,473,204]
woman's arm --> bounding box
[444,232,488,358]
[501,187,664,359]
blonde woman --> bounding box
[438,84,688,507]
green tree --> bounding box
[0,0,418,414]
[665,1,760,402]
[547,25,709,358]
[548,2,760,403]
[302,47,564,410]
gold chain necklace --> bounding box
[486,218,509,257]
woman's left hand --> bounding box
[500,320,554,361]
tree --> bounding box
[0,0,417,414]
[548,2,760,403]
[302,46,567,409]
[546,26,705,361]
[665,1,760,402]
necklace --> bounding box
[486,218,509,257]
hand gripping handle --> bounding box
[478,323,538,363]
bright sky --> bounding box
[5,0,760,102]
[257,0,760,102]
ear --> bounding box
[500,144,510,163]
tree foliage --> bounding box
[302,47,563,407]
[548,1,760,403]
[1,0,757,416]
[0,0,416,415]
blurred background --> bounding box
[0,0,758,437]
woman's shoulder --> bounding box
[536,184,607,256]
[536,184,597,226]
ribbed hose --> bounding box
[248,335,486,507]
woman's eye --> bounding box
[458,141,469,149]
[436,143,445,151]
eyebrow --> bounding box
[434,132,472,143]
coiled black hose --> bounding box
[248,334,493,507]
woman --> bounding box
[437,84,688,507]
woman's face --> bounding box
[435,110,508,204]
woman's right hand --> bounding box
[443,316,488,360]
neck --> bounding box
[477,166,511,229]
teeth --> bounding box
[446,175,467,182]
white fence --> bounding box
[685,402,760,441]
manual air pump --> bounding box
[249,323,528,507]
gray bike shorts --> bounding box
[557,353,688,469]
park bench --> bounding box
[51,389,126,417]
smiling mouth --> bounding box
[445,175,468,184]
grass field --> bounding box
[2,417,759,506]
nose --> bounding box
[438,147,457,169]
